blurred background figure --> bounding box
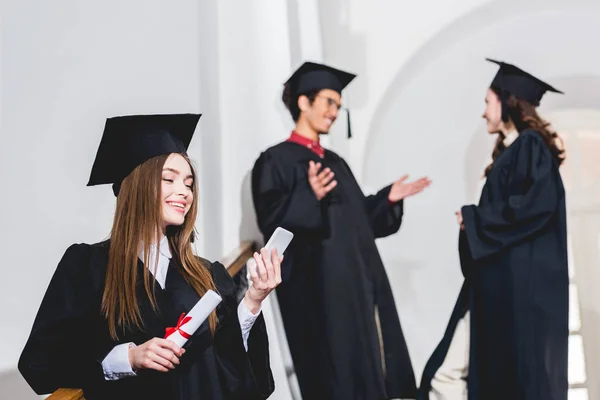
[251,61,429,400]
[420,59,568,400]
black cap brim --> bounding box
[87,113,201,187]
[285,61,356,96]
[486,58,563,105]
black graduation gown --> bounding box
[251,141,417,400]
[418,130,568,400]
[18,240,274,400]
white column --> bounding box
[197,4,299,398]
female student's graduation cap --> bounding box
[87,113,201,196]
[487,58,563,122]
[285,61,357,138]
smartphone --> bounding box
[264,227,294,256]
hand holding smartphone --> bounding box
[248,227,293,275]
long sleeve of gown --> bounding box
[18,244,111,394]
[211,262,274,399]
[364,184,404,238]
[252,151,327,237]
[337,159,403,238]
[461,132,562,261]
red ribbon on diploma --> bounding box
[165,312,192,339]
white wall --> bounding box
[209,1,293,258]
[0,0,205,374]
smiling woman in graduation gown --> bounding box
[252,62,430,400]
[19,114,278,400]
[418,60,569,400]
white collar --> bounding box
[139,235,172,261]
[157,236,172,259]
[503,130,519,147]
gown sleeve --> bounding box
[339,159,404,239]
[364,185,404,238]
[251,151,327,238]
[461,131,562,261]
[211,262,274,399]
[18,244,112,394]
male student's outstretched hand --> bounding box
[388,175,431,203]
[308,160,337,200]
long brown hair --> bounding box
[485,88,565,176]
[101,153,218,340]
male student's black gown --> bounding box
[418,130,569,400]
[252,141,417,400]
[19,240,274,400]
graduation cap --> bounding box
[487,59,563,122]
[87,113,201,196]
[285,61,357,138]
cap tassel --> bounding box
[346,108,352,139]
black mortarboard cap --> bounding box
[285,61,356,96]
[87,113,201,196]
[487,59,563,106]
[285,61,356,138]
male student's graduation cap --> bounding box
[285,61,357,138]
[87,113,201,196]
[487,58,563,122]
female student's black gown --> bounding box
[418,130,569,400]
[19,240,274,400]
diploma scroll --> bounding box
[164,289,222,347]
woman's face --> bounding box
[161,153,194,230]
[482,88,503,134]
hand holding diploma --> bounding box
[163,290,223,347]
[128,290,222,373]
[128,337,185,373]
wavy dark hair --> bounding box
[485,87,566,176]
[282,84,320,122]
